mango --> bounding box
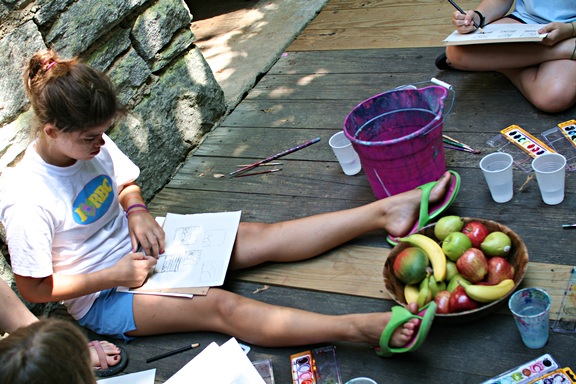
[393,247,430,285]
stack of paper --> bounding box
[165,338,266,384]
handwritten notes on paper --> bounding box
[118,211,241,297]
[444,23,548,46]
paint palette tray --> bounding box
[541,120,576,172]
[486,125,556,173]
[552,267,576,333]
[290,346,342,384]
[481,354,559,384]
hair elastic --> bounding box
[45,61,56,71]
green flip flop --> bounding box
[387,170,461,246]
[374,301,437,357]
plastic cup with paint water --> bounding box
[345,378,378,384]
[479,152,514,203]
[329,131,362,176]
[531,153,566,205]
[508,287,551,349]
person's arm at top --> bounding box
[452,0,514,34]
[119,182,165,258]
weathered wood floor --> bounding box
[104,47,576,383]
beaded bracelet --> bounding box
[125,203,148,216]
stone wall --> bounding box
[0,0,226,314]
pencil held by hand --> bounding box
[448,0,484,33]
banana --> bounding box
[404,284,419,304]
[401,234,446,282]
[463,279,515,303]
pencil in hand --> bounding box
[447,0,483,32]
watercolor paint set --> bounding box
[481,354,560,384]
[486,125,556,173]
[290,346,342,384]
[541,120,576,172]
[487,121,576,173]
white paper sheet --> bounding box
[165,338,265,384]
[119,211,241,294]
[97,369,156,384]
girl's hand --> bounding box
[452,10,479,34]
[539,22,574,46]
[127,211,166,258]
[113,252,158,288]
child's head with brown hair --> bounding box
[0,318,96,384]
[24,50,123,134]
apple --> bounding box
[481,231,512,257]
[449,285,480,313]
[434,215,464,241]
[462,221,490,248]
[434,290,451,314]
[442,232,472,261]
[486,256,515,285]
[456,248,488,283]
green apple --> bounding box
[434,215,464,241]
[442,231,472,261]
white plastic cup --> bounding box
[479,152,514,203]
[329,131,362,176]
[531,153,566,205]
[508,288,551,349]
[345,378,378,384]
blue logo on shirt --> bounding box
[73,175,114,224]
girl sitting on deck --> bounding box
[436,0,576,113]
[0,50,456,357]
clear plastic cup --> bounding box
[479,152,514,203]
[508,288,551,349]
[329,131,362,176]
[531,153,566,205]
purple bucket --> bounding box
[344,86,448,199]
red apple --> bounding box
[486,256,515,285]
[434,290,452,314]
[462,221,490,248]
[456,248,488,283]
[449,285,480,313]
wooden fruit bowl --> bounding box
[383,218,529,324]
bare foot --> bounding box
[358,302,421,348]
[89,340,122,369]
[378,171,454,238]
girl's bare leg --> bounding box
[129,289,421,348]
[499,59,576,113]
[445,19,576,112]
[230,171,453,269]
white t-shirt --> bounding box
[512,0,576,24]
[0,134,139,319]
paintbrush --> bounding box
[229,137,320,177]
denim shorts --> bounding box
[77,288,137,342]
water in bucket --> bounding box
[343,85,449,199]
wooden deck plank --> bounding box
[289,0,479,51]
